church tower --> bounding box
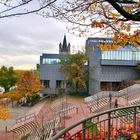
[59,35,70,54]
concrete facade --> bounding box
[40,36,70,93]
[40,37,140,95]
[86,37,140,94]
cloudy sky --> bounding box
[0,15,86,70]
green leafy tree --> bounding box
[0,66,17,92]
[60,52,89,93]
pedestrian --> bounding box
[114,98,118,108]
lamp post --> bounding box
[109,92,112,109]
[109,82,112,109]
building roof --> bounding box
[62,35,67,51]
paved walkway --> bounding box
[0,106,30,131]
[0,95,130,139]
[59,96,128,135]
[0,100,47,131]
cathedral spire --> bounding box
[62,35,67,50]
[59,35,70,54]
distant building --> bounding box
[40,37,140,95]
[59,35,70,54]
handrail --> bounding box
[16,112,36,123]
[84,84,140,102]
[52,105,140,140]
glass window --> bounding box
[56,80,62,88]
[56,80,65,88]
[42,80,50,88]
[42,58,60,64]
[101,50,140,61]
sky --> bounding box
[0,15,86,70]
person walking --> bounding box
[114,98,118,108]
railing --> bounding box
[16,113,36,123]
[52,105,140,140]
[84,84,140,103]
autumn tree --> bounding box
[0,0,139,49]
[16,71,43,104]
[0,66,17,92]
[48,0,140,49]
[60,52,89,93]
[0,0,57,18]
[0,107,10,120]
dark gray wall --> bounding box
[86,38,140,95]
[87,39,101,94]
[100,65,139,81]
[40,64,65,93]
[40,53,65,93]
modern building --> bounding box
[40,35,70,93]
[40,36,140,95]
[87,37,140,94]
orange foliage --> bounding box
[100,43,119,51]
[5,91,23,101]
[16,71,43,96]
[54,0,140,48]
[0,107,10,120]
[99,29,140,50]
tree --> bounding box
[0,0,139,49]
[0,0,56,18]
[0,107,10,120]
[16,71,43,104]
[49,0,140,48]
[60,52,89,93]
[0,66,17,92]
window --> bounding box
[56,80,66,89]
[101,50,140,61]
[56,80,61,88]
[42,80,50,88]
[42,58,60,64]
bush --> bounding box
[30,94,40,106]
[68,90,88,97]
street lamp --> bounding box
[109,92,112,109]
[109,82,112,109]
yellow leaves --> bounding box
[88,5,96,13]
[100,44,110,51]
[91,20,104,28]
[81,16,87,22]
[6,92,23,101]
[16,71,43,95]
[113,30,140,47]
[0,107,10,120]
[136,36,140,43]
[111,44,118,50]
[101,29,140,51]
[99,44,118,51]
[131,133,137,140]
[110,12,120,20]
[25,93,32,97]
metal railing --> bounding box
[52,105,140,140]
[16,113,36,123]
[84,84,140,103]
